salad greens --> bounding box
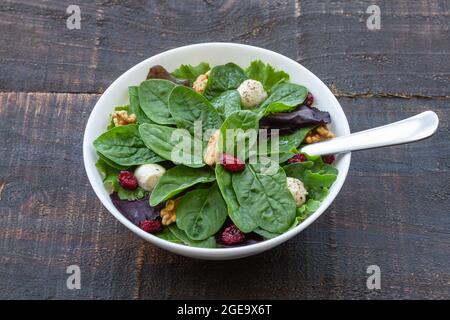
[93,59,338,248]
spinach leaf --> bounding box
[211,90,241,119]
[93,124,163,167]
[253,228,281,240]
[168,224,217,248]
[203,63,248,100]
[97,151,128,170]
[245,60,289,92]
[139,123,204,168]
[216,161,296,233]
[129,86,154,125]
[168,85,222,140]
[219,110,259,161]
[138,79,176,125]
[171,62,210,85]
[150,165,216,206]
[258,83,308,117]
[176,184,227,241]
[156,227,183,244]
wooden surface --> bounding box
[0,0,449,299]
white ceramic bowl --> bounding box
[83,43,351,260]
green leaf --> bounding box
[168,225,217,248]
[258,83,308,117]
[219,110,259,161]
[156,227,183,244]
[211,90,241,119]
[93,124,163,167]
[117,186,147,201]
[95,158,120,193]
[171,62,210,85]
[203,63,248,100]
[216,161,297,233]
[253,228,281,240]
[176,184,227,241]
[129,86,154,125]
[138,79,176,125]
[150,165,216,206]
[168,85,222,141]
[245,60,290,92]
[139,123,204,168]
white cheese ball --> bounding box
[134,164,166,192]
[203,129,220,166]
[237,79,268,108]
[286,177,308,207]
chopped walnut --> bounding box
[111,110,136,126]
[305,125,335,144]
[160,198,180,226]
[192,70,210,94]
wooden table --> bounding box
[1,0,449,299]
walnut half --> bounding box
[111,110,136,126]
[305,125,335,144]
[160,198,180,226]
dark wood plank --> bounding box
[0,0,449,96]
[0,92,449,299]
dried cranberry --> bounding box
[288,153,306,164]
[305,92,314,107]
[220,153,245,172]
[118,171,138,190]
[322,154,335,164]
[220,224,246,245]
[139,220,163,234]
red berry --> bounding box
[305,92,314,107]
[288,153,306,164]
[118,171,138,190]
[139,220,162,234]
[220,224,246,245]
[322,154,335,164]
[220,153,245,172]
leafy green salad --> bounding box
[93,60,338,248]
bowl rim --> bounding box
[83,42,351,258]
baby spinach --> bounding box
[171,62,210,85]
[203,63,248,99]
[258,83,308,117]
[138,79,176,125]
[216,161,296,233]
[176,184,227,241]
[139,123,204,168]
[245,60,289,92]
[211,90,241,119]
[156,227,183,244]
[97,152,129,170]
[129,86,153,125]
[219,110,259,161]
[168,224,217,248]
[253,228,281,240]
[150,165,216,206]
[168,85,222,140]
[93,124,163,167]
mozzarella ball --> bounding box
[286,177,308,207]
[237,79,268,108]
[203,129,220,166]
[134,164,166,191]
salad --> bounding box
[93,60,337,248]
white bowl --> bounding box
[83,43,351,260]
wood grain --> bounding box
[0,92,449,299]
[0,0,449,96]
